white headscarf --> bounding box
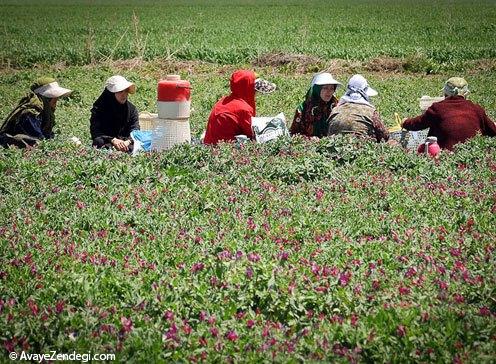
[338,74,377,107]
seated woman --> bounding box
[290,72,341,138]
[401,77,496,150]
[327,74,388,142]
[90,75,140,152]
[203,70,276,145]
[0,77,72,148]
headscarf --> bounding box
[229,70,256,114]
[295,84,338,137]
[0,78,56,136]
[443,77,469,97]
[338,75,377,107]
[90,89,131,138]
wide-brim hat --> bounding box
[311,72,342,87]
[33,81,72,98]
[105,75,136,94]
[347,74,377,97]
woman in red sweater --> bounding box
[402,77,496,150]
[203,70,275,145]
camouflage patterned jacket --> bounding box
[327,102,389,142]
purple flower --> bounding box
[396,325,407,337]
[191,262,205,273]
[247,252,260,262]
[163,310,174,321]
[225,330,238,342]
[120,316,133,333]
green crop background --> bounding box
[0,0,495,363]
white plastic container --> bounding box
[157,100,191,120]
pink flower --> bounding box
[163,310,174,321]
[27,299,38,316]
[120,316,133,333]
[209,327,219,338]
[225,330,238,342]
[55,300,65,314]
[191,262,205,273]
[479,306,491,317]
[247,252,260,262]
[398,286,410,296]
[207,315,216,325]
[405,267,417,278]
[450,248,462,257]
[350,314,359,327]
[245,267,254,279]
[164,323,178,341]
[246,319,255,329]
[372,280,381,290]
[453,293,465,304]
[339,271,352,287]
[247,217,256,230]
[76,200,86,209]
[396,325,407,337]
[182,321,192,335]
[315,188,324,201]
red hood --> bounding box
[230,70,256,114]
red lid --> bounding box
[157,75,191,102]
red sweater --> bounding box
[204,70,256,145]
[402,96,496,150]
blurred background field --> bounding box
[1,0,496,68]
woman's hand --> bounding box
[111,138,131,152]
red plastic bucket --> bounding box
[157,75,191,119]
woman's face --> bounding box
[48,97,58,110]
[114,89,129,104]
[320,84,336,102]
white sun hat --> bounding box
[347,74,377,97]
[105,75,136,94]
[33,81,72,98]
[311,72,342,87]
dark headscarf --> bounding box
[0,92,54,137]
[90,89,137,141]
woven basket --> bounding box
[139,112,158,131]
[151,119,191,151]
[389,112,428,150]
[405,129,428,150]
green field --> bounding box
[1,1,496,363]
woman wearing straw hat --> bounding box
[402,77,496,150]
[90,75,140,152]
[327,74,389,142]
[290,72,341,138]
[0,77,72,148]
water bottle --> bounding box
[417,136,440,158]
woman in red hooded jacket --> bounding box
[204,70,275,145]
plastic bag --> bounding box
[251,113,288,143]
[131,130,153,155]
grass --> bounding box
[0,0,495,362]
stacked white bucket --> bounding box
[148,74,192,151]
